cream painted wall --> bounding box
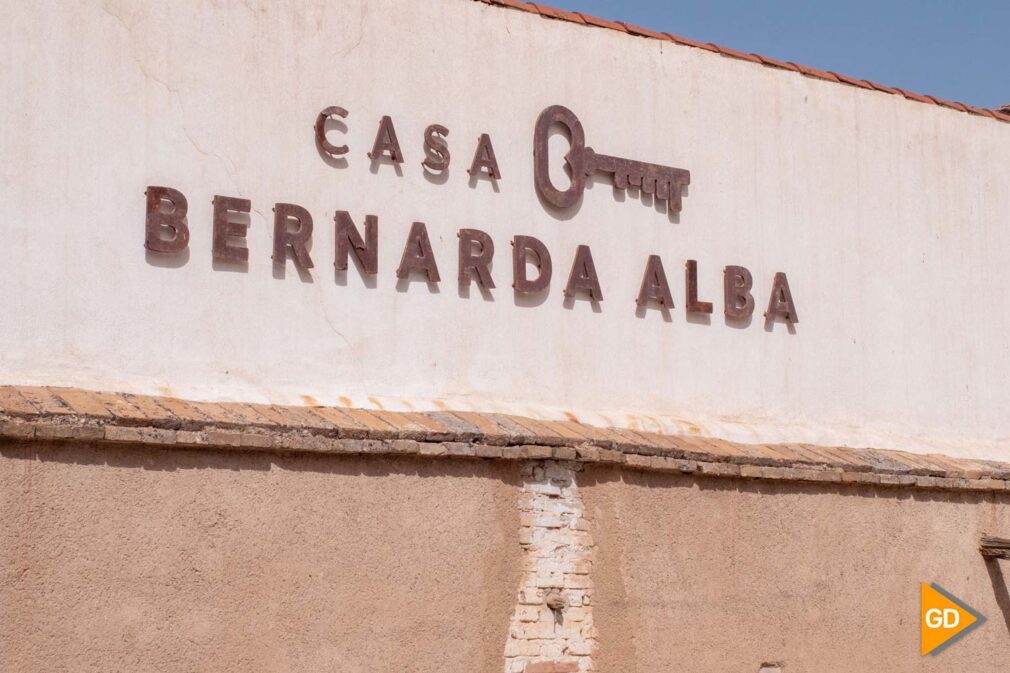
[1,0,1009,458]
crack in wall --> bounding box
[100,1,240,192]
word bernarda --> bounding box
[144,186,798,322]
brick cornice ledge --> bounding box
[1,386,1008,493]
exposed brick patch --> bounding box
[504,461,596,673]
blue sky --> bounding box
[549,0,1008,109]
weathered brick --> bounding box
[119,393,177,424]
[418,442,447,456]
[625,453,651,469]
[423,411,482,441]
[206,430,243,447]
[104,425,176,444]
[0,421,34,439]
[517,605,543,622]
[552,446,578,461]
[336,408,399,438]
[506,416,571,446]
[18,387,74,415]
[525,660,580,673]
[597,448,624,463]
[700,462,741,477]
[501,446,525,460]
[151,397,213,425]
[260,403,335,431]
[449,411,517,445]
[176,430,208,445]
[240,433,274,449]
[304,406,370,438]
[474,444,504,458]
[49,388,113,418]
[0,387,41,416]
[521,445,554,459]
[338,439,386,454]
[35,424,104,441]
[445,442,476,457]
[215,402,282,428]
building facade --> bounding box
[2,1,1010,671]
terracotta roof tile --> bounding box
[580,13,627,32]
[791,62,840,82]
[751,54,800,71]
[938,100,969,112]
[618,22,667,40]
[965,105,996,118]
[896,88,934,104]
[711,44,763,63]
[499,0,538,13]
[864,80,900,94]
[527,3,562,19]
[832,72,874,90]
[662,32,719,51]
[471,0,1005,125]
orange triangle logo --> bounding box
[920,583,985,655]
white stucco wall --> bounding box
[2,0,1009,458]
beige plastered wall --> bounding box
[4,443,1010,672]
[0,442,521,673]
[582,465,1010,672]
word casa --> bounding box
[315,106,501,179]
[144,186,798,323]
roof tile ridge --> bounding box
[472,0,1008,125]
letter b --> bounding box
[145,186,190,254]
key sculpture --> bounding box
[533,105,690,213]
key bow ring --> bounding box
[533,105,691,213]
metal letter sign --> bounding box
[533,105,691,213]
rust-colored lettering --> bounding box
[422,124,450,172]
[636,255,673,308]
[145,186,190,254]
[458,228,495,289]
[334,211,378,275]
[512,236,552,294]
[468,133,501,179]
[765,272,799,323]
[685,259,712,314]
[212,195,251,263]
[396,222,440,282]
[368,115,404,164]
[272,203,314,270]
[723,265,754,320]
[315,106,349,157]
[564,245,603,301]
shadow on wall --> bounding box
[5,439,1010,509]
[985,559,1010,636]
[0,440,520,486]
[577,462,1010,507]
